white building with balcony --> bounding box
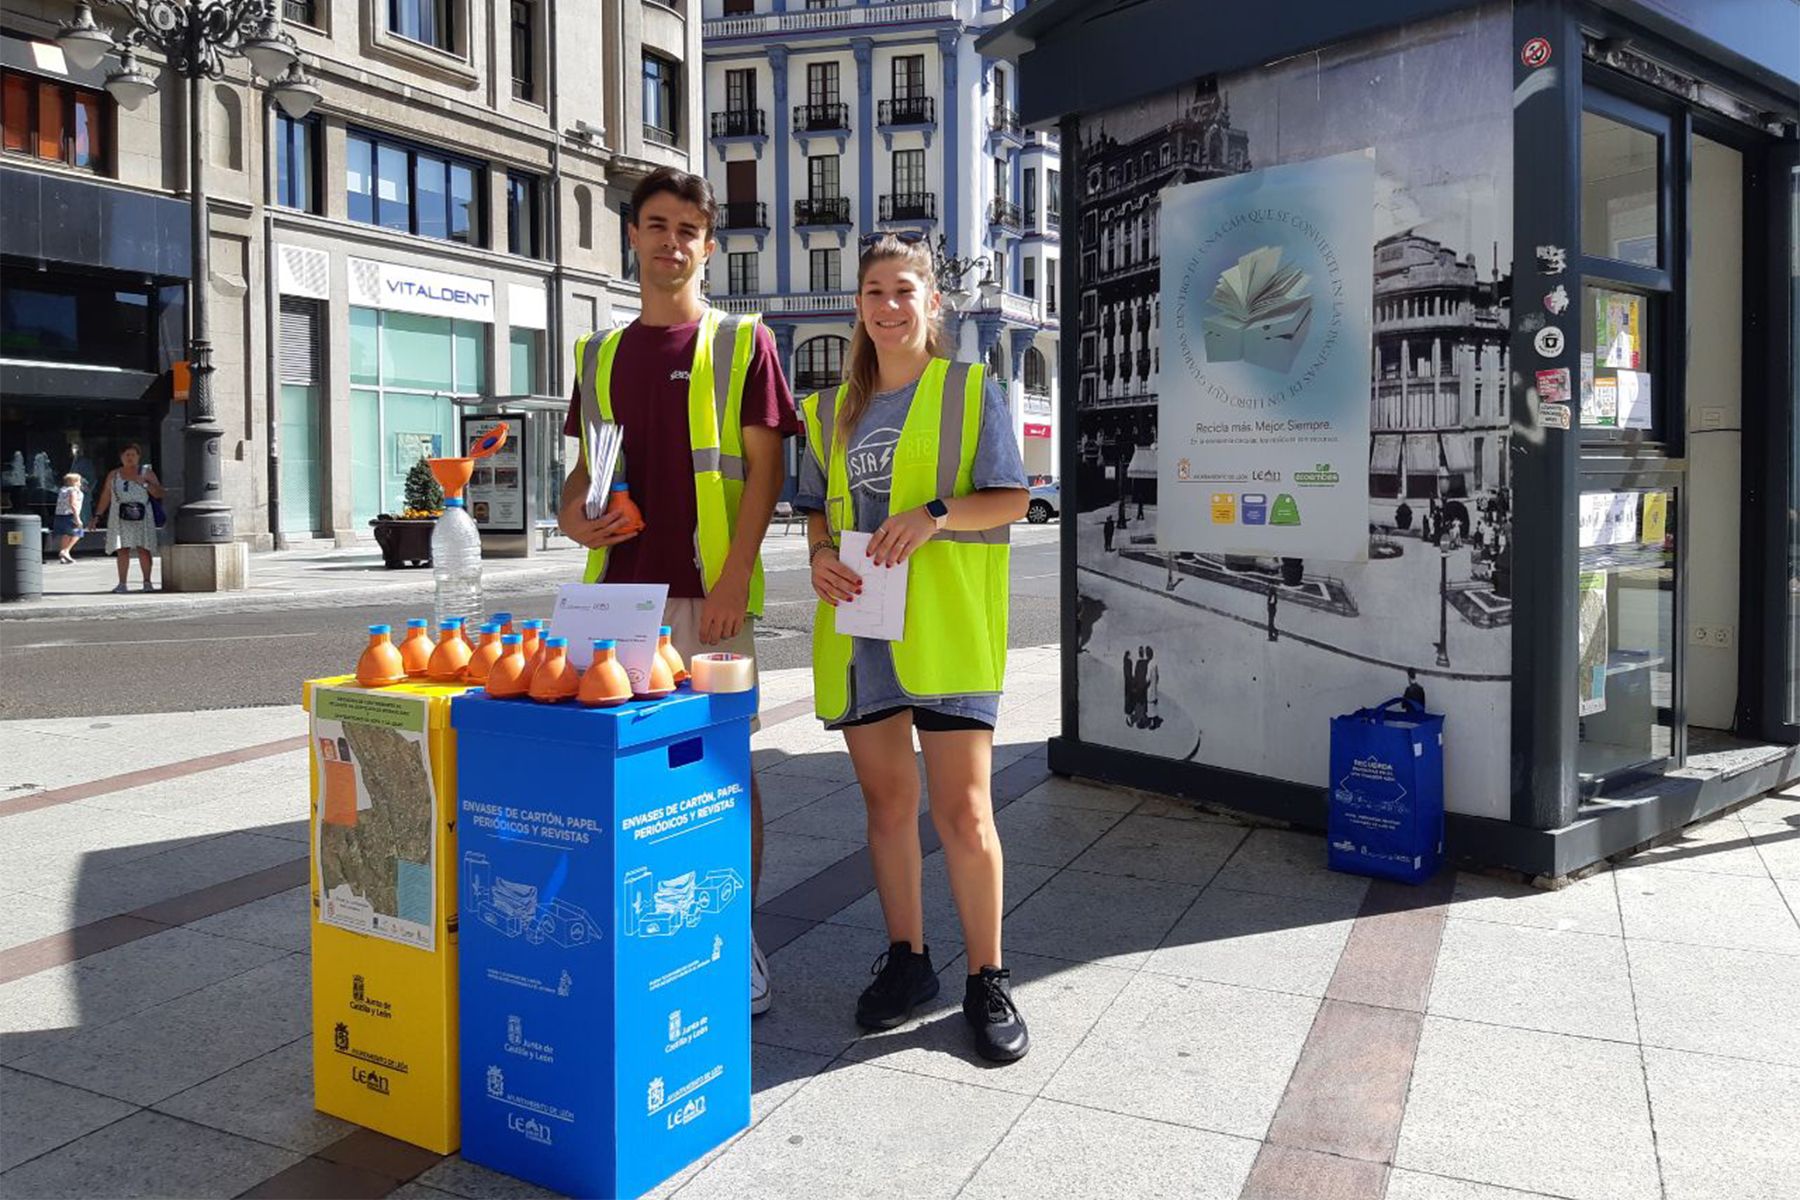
[700,0,1061,481]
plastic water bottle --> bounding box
[431,497,483,630]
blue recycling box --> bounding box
[1326,697,1445,885]
[451,686,757,1199]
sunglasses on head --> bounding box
[858,230,928,249]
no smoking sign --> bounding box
[1521,37,1552,68]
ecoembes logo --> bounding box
[1294,462,1339,487]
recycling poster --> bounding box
[1158,150,1375,561]
[313,687,437,950]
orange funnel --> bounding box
[429,457,474,499]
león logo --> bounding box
[334,1022,349,1052]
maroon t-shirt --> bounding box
[565,316,798,597]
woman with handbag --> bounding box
[795,233,1032,1062]
[94,443,161,593]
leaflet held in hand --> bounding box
[581,420,624,519]
[833,531,907,641]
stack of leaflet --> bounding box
[1203,246,1315,373]
[581,419,624,519]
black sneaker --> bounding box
[964,966,1030,1063]
[855,942,940,1030]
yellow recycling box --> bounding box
[305,675,468,1154]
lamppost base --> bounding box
[164,541,250,593]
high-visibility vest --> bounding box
[575,308,766,615]
[800,358,1010,723]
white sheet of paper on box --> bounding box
[833,530,908,641]
[548,582,669,686]
[1617,370,1654,430]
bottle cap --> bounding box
[492,611,513,624]
[407,618,428,628]
[593,638,617,650]
[659,625,673,636]
[524,619,545,629]
[445,497,465,507]
[440,620,460,631]
[610,481,630,492]
[545,636,568,648]
[502,633,522,645]
[479,623,499,634]
[369,624,390,635]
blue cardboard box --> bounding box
[1326,698,1445,885]
[451,686,756,1199]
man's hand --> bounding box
[699,566,751,644]
[565,489,651,550]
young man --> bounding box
[559,167,798,1015]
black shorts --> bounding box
[836,706,994,733]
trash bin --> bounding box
[1,514,43,601]
[1327,697,1445,884]
[452,685,756,1200]
[304,676,470,1155]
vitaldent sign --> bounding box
[352,257,495,323]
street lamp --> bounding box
[56,1,320,549]
[932,233,994,314]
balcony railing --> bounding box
[991,105,1022,137]
[718,201,768,231]
[710,109,767,139]
[644,123,678,148]
[706,0,956,39]
[880,192,936,222]
[713,291,856,316]
[1047,210,1061,232]
[878,96,936,126]
[793,102,850,133]
[990,198,1023,231]
[795,196,852,226]
[794,371,842,394]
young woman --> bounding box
[94,443,161,593]
[795,234,1031,1062]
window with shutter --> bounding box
[279,297,321,385]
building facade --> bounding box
[2,0,706,547]
[699,0,1061,482]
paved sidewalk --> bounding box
[1,647,1797,1199]
[0,524,1059,623]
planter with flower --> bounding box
[370,459,443,569]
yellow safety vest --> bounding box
[800,359,1010,723]
[575,308,766,616]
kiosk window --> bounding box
[1581,111,1660,268]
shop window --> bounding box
[347,130,484,246]
[1576,488,1678,787]
[349,306,487,524]
[509,327,542,395]
[643,53,680,146]
[0,278,154,370]
[1581,110,1661,268]
[507,172,542,259]
[2,69,107,173]
[274,112,320,213]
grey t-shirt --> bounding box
[795,374,1027,728]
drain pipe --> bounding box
[262,96,284,549]
[546,0,565,398]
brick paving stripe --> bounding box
[0,735,311,817]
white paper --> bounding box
[1618,370,1654,430]
[549,583,669,686]
[832,531,908,641]
[1578,492,1638,548]
[581,421,624,520]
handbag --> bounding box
[151,497,167,527]
[115,476,147,523]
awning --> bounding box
[1126,444,1157,479]
[1440,432,1474,473]
[1370,434,1403,474]
[1404,434,1440,474]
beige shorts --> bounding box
[662,597,761,731]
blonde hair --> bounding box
[63,473,83,487]
[839,235,949,440]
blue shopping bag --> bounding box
[1327,697,1444,884]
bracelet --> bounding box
[808,539,836,564]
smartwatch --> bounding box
[925,498,949,530]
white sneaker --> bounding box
[750,935,771,1016]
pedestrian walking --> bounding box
[54,473,85,563]
[94,444,160,593]
[1103,513,1116,551]
[556,166,798,1018]
[1145,647,1160,727]
[797,232,1032,1063]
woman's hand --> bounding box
[810,544,862,606]
[139,467,163,499]
[866,506,937,567]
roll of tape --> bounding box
[690,651,754,693]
